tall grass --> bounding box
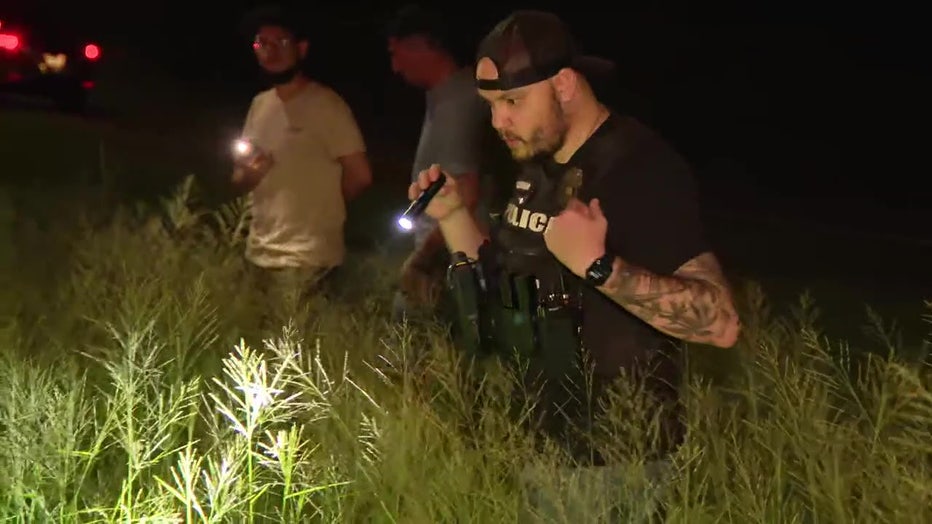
[1,176,930,523]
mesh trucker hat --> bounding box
[475,10,616,91]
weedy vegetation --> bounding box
[1,169,930,523]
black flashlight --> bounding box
[397,173,447,231]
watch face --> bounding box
[587,255,613,284]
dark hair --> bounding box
[240,3,311,42]
[385,4,451,51]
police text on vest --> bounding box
[504,202,550,233]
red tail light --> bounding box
[0,33,20,51]
[84,43,100,60]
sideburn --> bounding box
[536,88,569,157]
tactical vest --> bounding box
[445,160,605,462]
[449,160,587,381]
[495,160,583,286]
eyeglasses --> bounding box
[252,35,292,52]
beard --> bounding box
[501,90,569,162]
[262,64,301,86]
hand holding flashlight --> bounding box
[232,138,274,187]
[399,164,462,231]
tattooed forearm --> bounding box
[596,252,741,347]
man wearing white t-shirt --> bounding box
[234,5,373,303]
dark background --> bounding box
[16,0,928,238]
[4,1,930,242]
[3,0,930,341]
[4,0,930,201]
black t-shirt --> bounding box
[569,113,708,382]
[490,112,709,457]
[496,111,708,377]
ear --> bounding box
[551,67,579,103]
[297,40,309,58]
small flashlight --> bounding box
[232,138,254,157]
[397,173,446,231]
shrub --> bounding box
[1,177,929,523]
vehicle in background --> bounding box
[0,15,102,112]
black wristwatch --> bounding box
[584,252,615,286]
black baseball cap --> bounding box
[475,10,616,91]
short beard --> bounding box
[509,88,569,163]
[262,65,300,86]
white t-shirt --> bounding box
[240,81,366,269]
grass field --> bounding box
[1,74,930,522]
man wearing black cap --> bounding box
[408,9,741,518]
[233,5,373,307]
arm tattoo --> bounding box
[596,252,741,347]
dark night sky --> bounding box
[8,0,931,238]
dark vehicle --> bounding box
[0,15,102,111]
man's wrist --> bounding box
[438,205,470,226]
[437,206,474,238]
[583,250,616,286]
[599,256,638,290]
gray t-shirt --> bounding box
[409,67,491,248]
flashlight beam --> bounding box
[233,139,254,157]
[397,217,414,230]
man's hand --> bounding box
[408,164,466,222]
[544,197,609,277]
[232,150,275,193]
[407,165,487,261]
[544,196,740,347]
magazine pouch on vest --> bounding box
[446,164,587,380]
[446,250,494,356]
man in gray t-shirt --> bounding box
[386,5,497,321]
[408,68,490,248]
